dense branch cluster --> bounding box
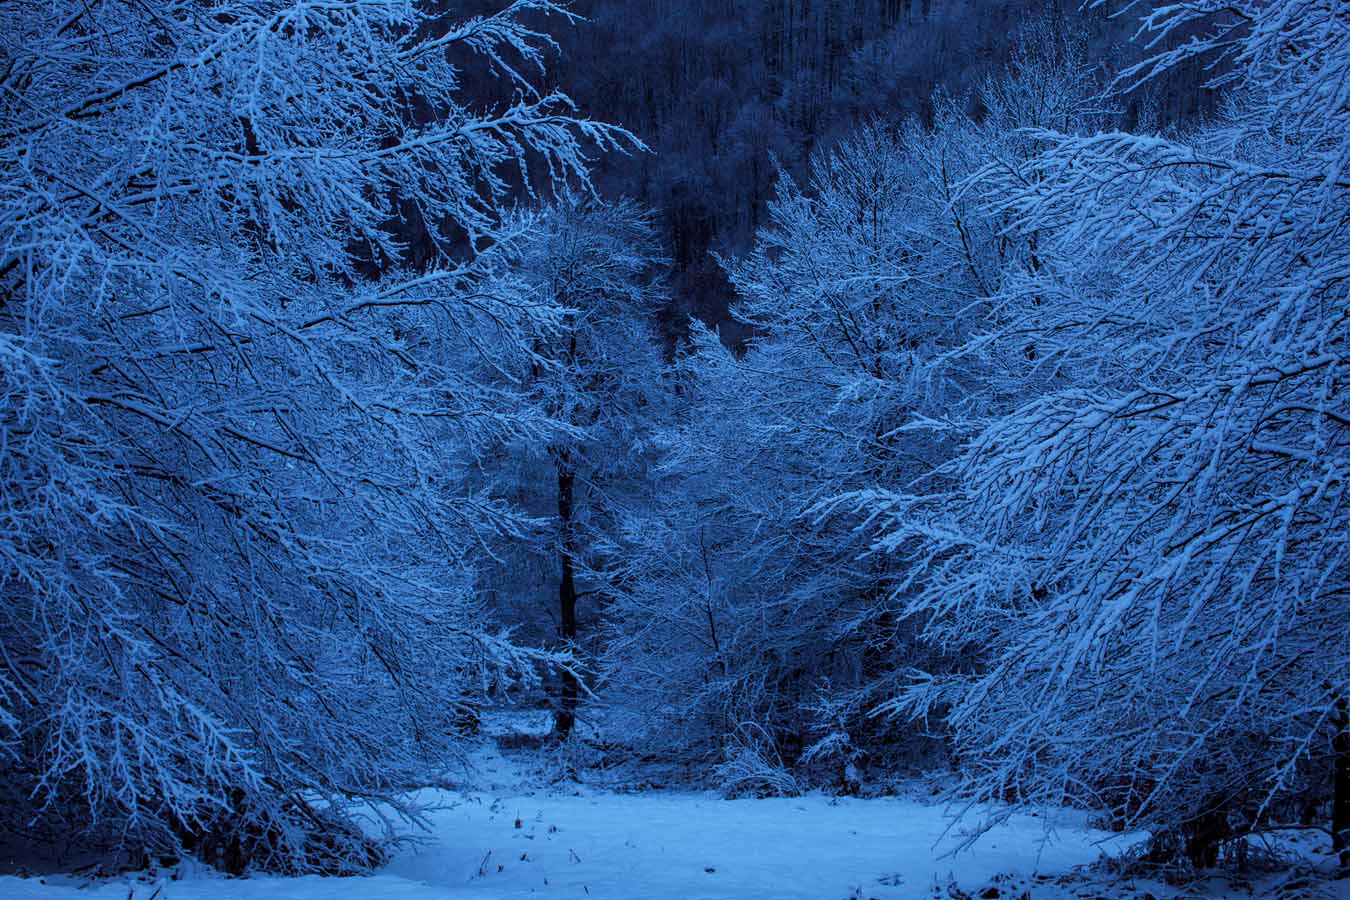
[0,0,632,873]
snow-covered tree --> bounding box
[597,24,1109,792]
[0,0,634,872]
[860,0,1349,869]
[475,197,668,742]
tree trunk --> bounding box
[1182,798,1229,870]
[1334,695,1349,873]
[554,459,579,742]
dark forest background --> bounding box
[480,0,1221,345]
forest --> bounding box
[0,1,1346,898]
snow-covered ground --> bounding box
[2,789,1127,900]
[2,737,1341,900]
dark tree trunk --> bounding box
[1182,799,1229,870]
[1334,695,1349,873]
[554,459,579,742]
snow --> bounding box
[0,786,1136,900]
[393,789,1133,899]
